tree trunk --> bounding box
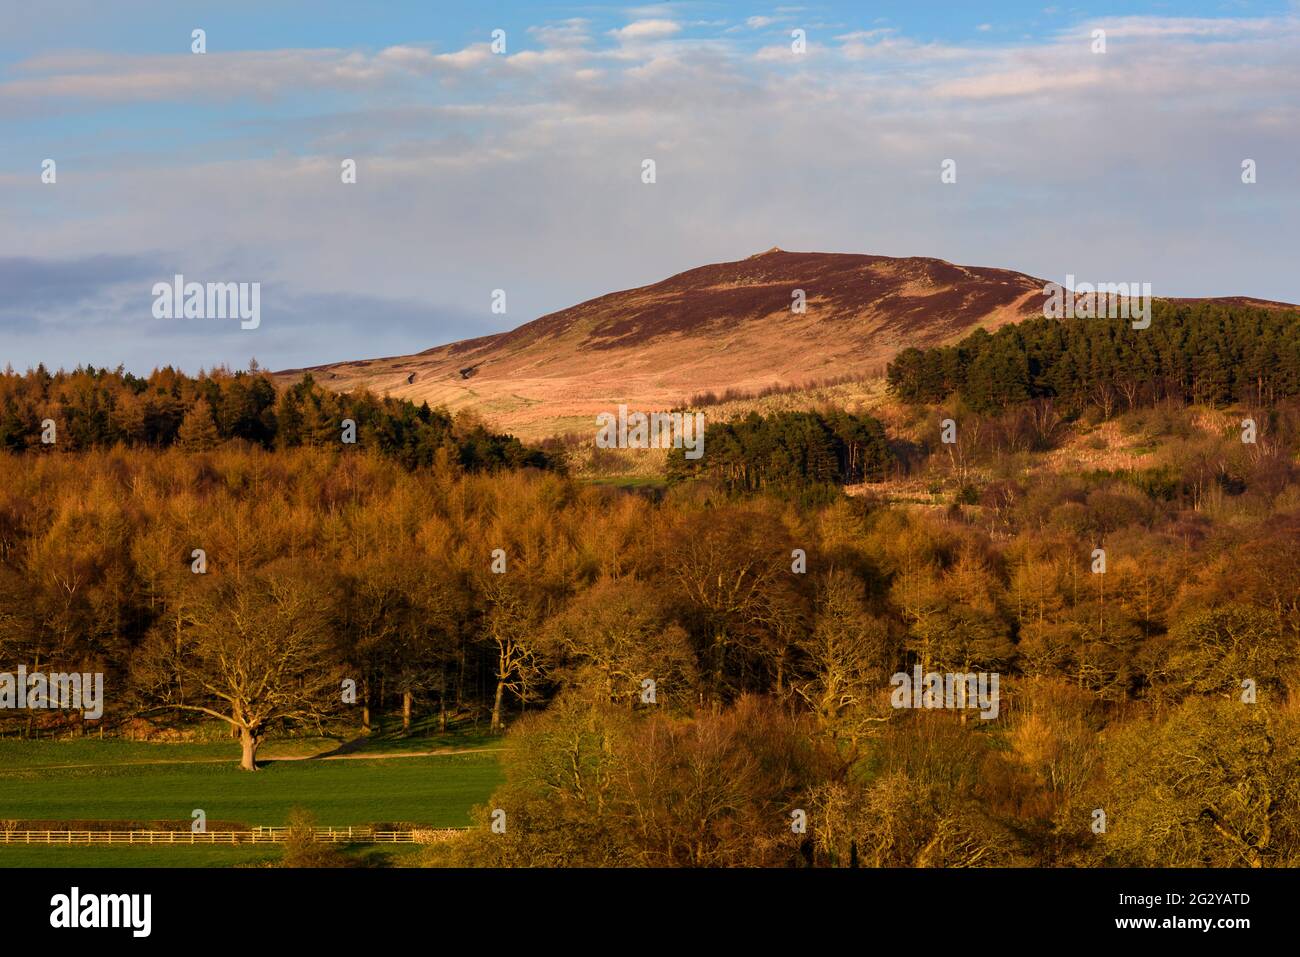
[362,676,372,735]
[440,662,449,732]
[457,641,466,710]
[402,690,412,735]
[239,726,260,771]
[491,679,505,734]
[712,631,726,710]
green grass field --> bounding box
[0,751,502,825]
[0,723,502,867]
[0,724,500,769]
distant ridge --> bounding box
[278,250,1291,438]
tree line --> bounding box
[3,443,1299,864]
[0,364,555,472]
[667,408,895,492]
[886,300,1300,415]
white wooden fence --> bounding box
[0,826,466,845]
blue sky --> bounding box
[2,1,1298,374]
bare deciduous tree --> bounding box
[135,564,342,769]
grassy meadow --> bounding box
[0,722,502,867]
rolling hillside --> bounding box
[279,249,1047,438]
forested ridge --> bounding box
[887,300,1300,414]
[2,428,1299,866]
[0,364,555,472]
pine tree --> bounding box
[177,398,221,451]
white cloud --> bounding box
[434,44,495,69]
[610,19,682,42]
[528,18,593,48]
[835,29,973,63]
[1073,15,1290,39]
[4,9,1299,372]
[933,66,1106,99]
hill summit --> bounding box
[280,249,1050,437]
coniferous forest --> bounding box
[886,300,1300,413]
[0,365,555,471]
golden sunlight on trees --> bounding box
[3,362,1300,865]
[135,562,343,769]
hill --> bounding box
[279,249,1048,438]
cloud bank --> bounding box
[2,9,1297,373]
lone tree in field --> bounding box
[135,564,342,770]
